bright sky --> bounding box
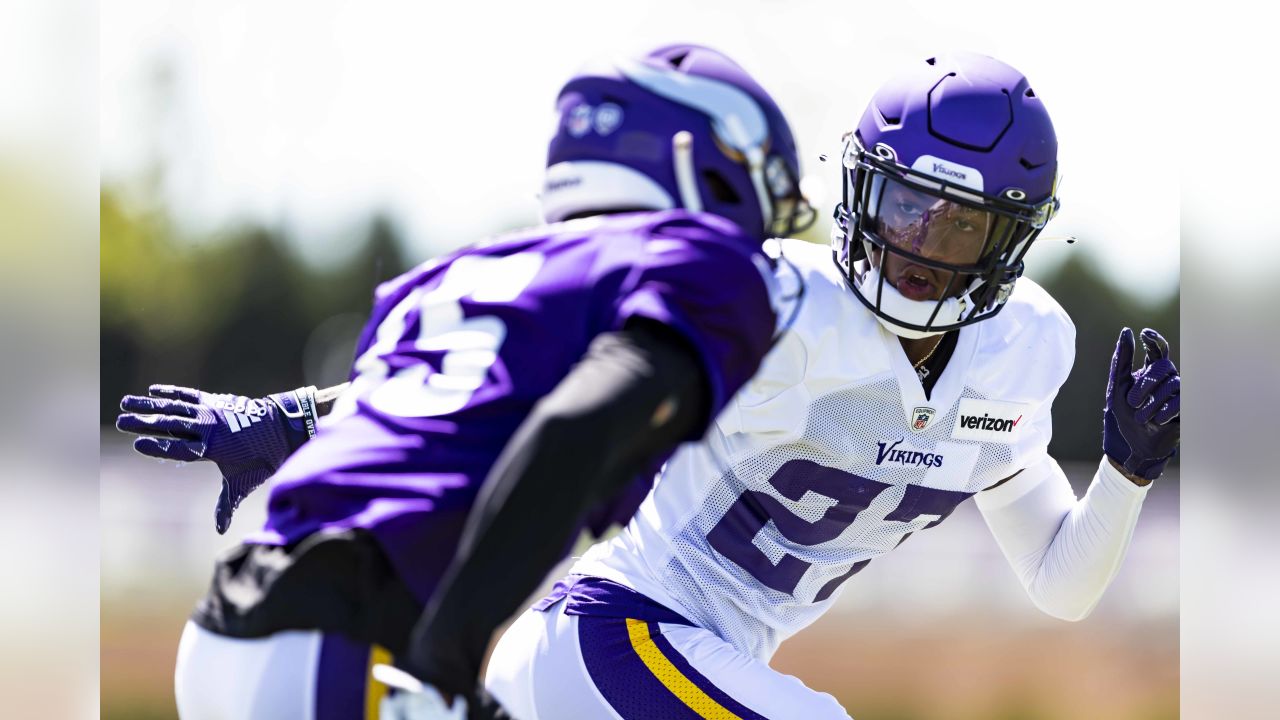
[99,0,1181,298]
[0,0,95,202]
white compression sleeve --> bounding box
[975,455,1151,621]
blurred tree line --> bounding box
[102,188,412,420]
[101,187,1177,462]
[1035,255,1179,463]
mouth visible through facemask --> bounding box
[895,268,934,301]
[875,249,955,304]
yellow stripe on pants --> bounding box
[624,618,743,720]
[365,644,393,719]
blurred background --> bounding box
[1,1,98,719]
[99,1,1180,718]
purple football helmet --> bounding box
[831,52,1061,338]
[540,43,814,240]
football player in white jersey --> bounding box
[453,52,1181,719]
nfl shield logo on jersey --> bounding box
[911,406,936,433]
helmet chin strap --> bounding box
[855,264,978,339]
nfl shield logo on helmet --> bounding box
[566,104,594,138]
[911,406,936,433]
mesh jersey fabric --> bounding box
[573,239,1076,659]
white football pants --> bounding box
[174,621,392,720]
[485,599,851,720]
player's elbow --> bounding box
[1028,590,1098,622]
[1040,603,1093,623]
[1023,569,1101,622]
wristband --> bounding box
[295,385,319,439]
[268,385,321,442]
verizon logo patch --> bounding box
[951,398,1031,443]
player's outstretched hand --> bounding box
[374,664,468,720]
[115,384,319,533]
[1103,328,1180,482]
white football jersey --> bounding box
[573,239,1076,660]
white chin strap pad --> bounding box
[540,161,675,223]
[855,264,976,339]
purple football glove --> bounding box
[1103,328,1180,481]
[116,384,320,533]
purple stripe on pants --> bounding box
[314,632,369,720]
[578,615,705,719]
[578,615,772,719]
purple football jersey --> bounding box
[251,210,778,602]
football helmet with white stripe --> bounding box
[541,44,814,240]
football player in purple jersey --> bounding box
[117,44,813,719]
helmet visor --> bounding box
[866,174,1007,267]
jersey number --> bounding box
[705,459,970,602]
[334,253,544,419]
